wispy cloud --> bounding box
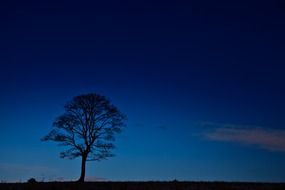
[201,122,285,152]
[0,163,57,173]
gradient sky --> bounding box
[1,0,285,182]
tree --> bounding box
[42,93,126,182]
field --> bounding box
[0,181,285,190]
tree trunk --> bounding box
[78,155,87,182]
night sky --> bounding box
[1,0,285,182]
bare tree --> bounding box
[42,93,126,182]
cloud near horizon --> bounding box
[85,176,107,182]
[0,163,58,182]
[201,123,285,152]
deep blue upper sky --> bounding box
[1,0,285,182]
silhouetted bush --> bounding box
[172,179,179,183]
[27,178,37,183]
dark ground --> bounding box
[0,182,285,190]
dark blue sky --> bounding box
[1,0,285,182]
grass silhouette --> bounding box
[1,181,285,190]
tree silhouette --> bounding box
[42,93,126,182]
